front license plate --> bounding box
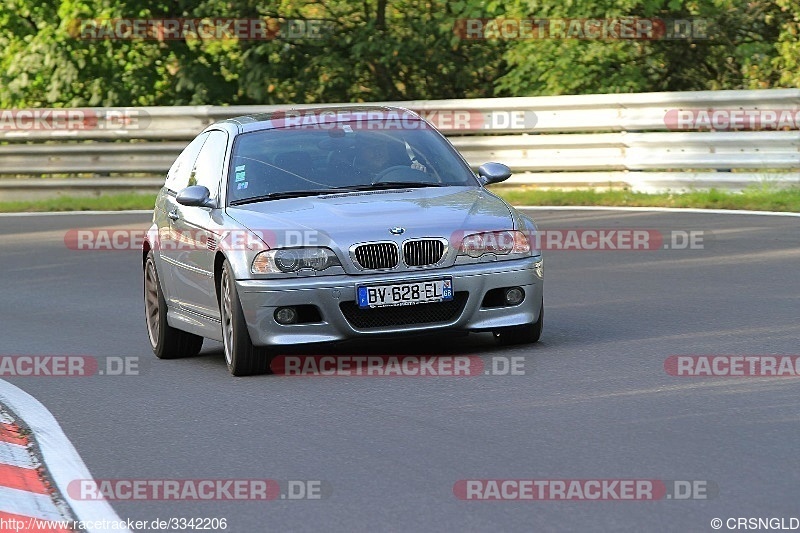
[357,278,453,309]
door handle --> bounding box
[168,209,179,221]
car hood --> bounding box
[225,186,516,248]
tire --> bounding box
[493,297,543,346]
[144,251,204,359]
[219,260,272,376]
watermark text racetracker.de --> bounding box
[453,229,707,252]
[0,108,149,131]
[454,17,709,40]
[665,355,800,377]
[71,17,332,41]
[454,479,718,501]
[186,108,538,132]
[271,355,525,377]
[533,228,705,251]
[0,355,141,377]
[68,478,332,501]
[665,108,800,131]
[64,228,709,252]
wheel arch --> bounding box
[214,251,227,305]
[142,240,152,269]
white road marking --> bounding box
[520,205,800,217]
[0,210,152,217]
[0,485,65,521]
[0,440,36,469]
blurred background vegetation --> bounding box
[0,0,797,107]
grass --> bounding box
[491,186,800,212]
[0,186,798,213]
[0,192,158,213]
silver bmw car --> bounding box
[143,106,543,375]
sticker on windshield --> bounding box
[237,182,248,190]
[235,164,246,182]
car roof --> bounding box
[207,105,424,135]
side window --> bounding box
[190,130,228,199]
[165,132,209,193]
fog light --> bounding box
[505,287,524,305]
[275,307,298,325]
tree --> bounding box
[0,0,796,107]
[236,0,507,103]
[494,0,796,95]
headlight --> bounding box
[458,230,531,258]
[252,247,341,274]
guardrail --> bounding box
[0,89,798,199]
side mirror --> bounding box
[478,162,512,185]
[176,185,216,208]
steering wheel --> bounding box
[371,165,437,185]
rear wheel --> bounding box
[493,297,543,346]
[144,252,203,359]
[219,260,272,376]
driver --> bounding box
[354,138,392,177]
[352,136,427,179]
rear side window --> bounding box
[165,132,208,193]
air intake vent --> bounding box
[340,292,469,329]
[403,239,445,267]
[353,242,399,270]
[206,236,217,251]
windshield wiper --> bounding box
[229,188,358,206]
[229,182,443,205]
[350,181,443,191]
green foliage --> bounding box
[0,192,158,212]
[771,0,800,87]
[492,186,800,212]
[0,0,797,107]
[496,0,796,94]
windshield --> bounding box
[226,120,478,204]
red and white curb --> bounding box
[0,380,130,533]
[0,407,71,531]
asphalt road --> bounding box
[0,208,798,532]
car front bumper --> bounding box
[235,256,543,346]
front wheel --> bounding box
[219,260,272,376]
[493,297,543,346]
[144,252,204,359]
